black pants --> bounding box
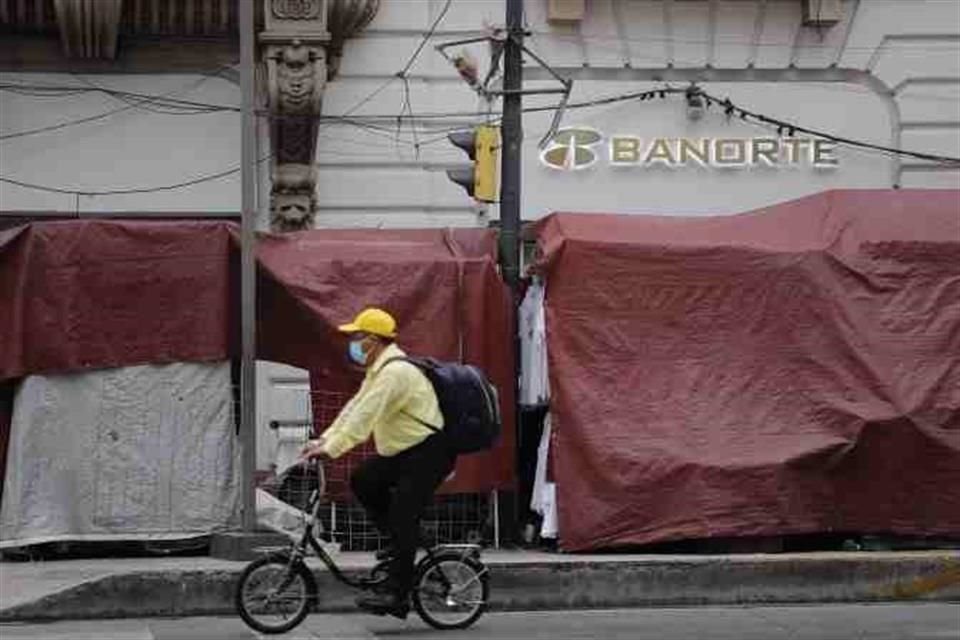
[350,435,456,596]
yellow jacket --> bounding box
[320,343,444,458]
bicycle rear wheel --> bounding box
[412,552,489,630]
[236,555,313,634]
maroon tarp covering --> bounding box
[0,221,236,380]
[535,190,960,551]
[0,221,514,491]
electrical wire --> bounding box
[0,103,141,140]
[528,85,960,164]
[71,72,235,116]
[6,83,956,196]
[0,110,462,199]
[693,87,960,165]
[1,86,92,98]
[328,87,960,165]
[392,0,454,158]
[0,11,462,193]
[438,89,960,165]
[399,0,454,78]
[331,0,454,125]
[0,114,464,198]
[0,66,240,141]
[0,83,240,112]
[531,29,960,53]
[0,13,462,197]
[0,160,261,196]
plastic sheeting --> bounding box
[535,190,960,552]
[0,362,240,548]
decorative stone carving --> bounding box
[259,0,379,231]
[264,36,327,232]
[272,0,324,20]
[272,192,317,231]
[326,0,380,78]
[271,164,318,231]
[273,40,322,114]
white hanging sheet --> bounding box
[530,414,558,539]
[519,279,550,406]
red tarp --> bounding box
[535,189,960,551]
[0,221,514,491]
[0,221,236,380]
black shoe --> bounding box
[356,591,409,619]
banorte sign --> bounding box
[539,127,839,171]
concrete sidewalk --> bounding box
[1,550,958,621]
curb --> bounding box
[2,553,958,621]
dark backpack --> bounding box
[386,357,501,454]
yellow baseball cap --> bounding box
[337,307,398,338]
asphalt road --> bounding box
[1,604,957,639]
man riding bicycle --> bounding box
[301,307,456,618]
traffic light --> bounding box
[446,125,499,203]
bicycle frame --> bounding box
[279,463,480,591]
[279,483,370,589]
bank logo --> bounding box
[540,128,603,171]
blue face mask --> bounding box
[348,340,367,365]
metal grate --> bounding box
[287,387,496,552]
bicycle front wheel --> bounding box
[412,552,489,630]
[236,555,313,634]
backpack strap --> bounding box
[382,356,442,433]
[402,410,442,433]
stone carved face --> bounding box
[271,192,316,231]
[277,42,315,112]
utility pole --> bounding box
[501,0,523,290]
[239,0,257,533]
[502,0,524,546]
